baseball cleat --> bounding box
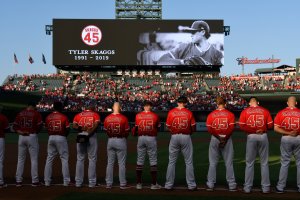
[275,187,285,194]
[0,183,7,188]
[188,187,198,191]
[262,190,271,194]
[16,182,23,187]
[44,182,51,187]
[205,186,214,191]
[243,189,251,194]
[120,185,131,190]
[32,182,43,187]
[164,187,174,191]
[89,183,101,188]
[150,184,161,190]
[64,181,75,187]
[106,185,112,189]
[136,183,142,190]
[229,187,238,192]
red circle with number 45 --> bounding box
[81,25,102,46]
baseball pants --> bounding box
[137,136,157,166]
[75,133,98,187]
[44,135,70,186]
[244,133,270,192]
[16,134,39,183]
[277,135,300,190]
[207,136,236,189]
[106,138,127,187]
[165,134,196,190]
[0,138,4,185]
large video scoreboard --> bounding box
[53,19,224,70]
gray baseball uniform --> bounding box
[165,107,197,190]
[14,109,42,184]
[274,107,300,191]
[206,108,236,190]
[104,113,130,187]
[73,110,100,187]
[44,111,71,186]
[239,106,273,193]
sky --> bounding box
[0,0,299,83]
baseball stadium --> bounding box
[1,0,300,199]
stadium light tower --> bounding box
[115,0,162,19]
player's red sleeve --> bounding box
[156,115,161,128]
[94,113,100,123]
[73,114,79,125]
[103,117,108,131]
[266,111,273,129]
[124,116,130,137]
[166,111,172,127]
[238,110,248,132]
[226,113,235,139]
[190,113,196,126]
[206,113,214,135]
[135,114,139,126]
[274,112,281,127]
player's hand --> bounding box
[219,140,226,148]
[256,129,264,134]
[289,130,298,137]
[18,131,29,136]
[80,126,88,132]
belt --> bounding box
[20,133,37,136]
[172,133,190,135]
[49,134,66,137]
[139,134,156,137]
[247,132,266,135]
[108,136,125,138]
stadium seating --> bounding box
[3,73,298,112]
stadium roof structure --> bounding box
[255,65,296,75]
[255,68,274,74]
[115,0,162,19]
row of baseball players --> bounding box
[0,96,299,194]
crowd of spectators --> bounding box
[3,73,300,112]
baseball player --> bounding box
[274,96,300,193]
[73,104,100,188]
[206,97,237,191]
[158,20,223,66]
[104,102,130,189]
[0,106,9,188]
[239,97,273,193]
[164,96,197,191]
[44,102,71,187]
[13,102,43,187]
[133,101,161,190]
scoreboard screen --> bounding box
[53,19,224,68]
